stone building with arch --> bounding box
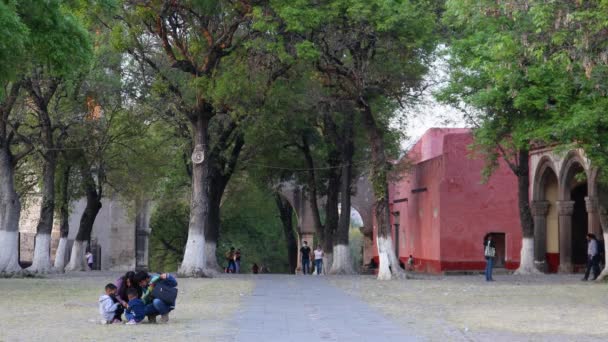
[530,147,601,273]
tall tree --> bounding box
[440,0,570,274]
[115,0,283,276]
[0,1,33,274]
[16,0,93,273]
[272,0,438,279]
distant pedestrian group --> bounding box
[225,247,241,273]
[300,241,324,275]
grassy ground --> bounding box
[0,272,253,342]
[332,273,608,342]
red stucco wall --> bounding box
[375,128,521,274]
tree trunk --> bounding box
[54,164,71,271]
[331,113,355,275]
[359,99,404,280]
[513,149,539,275]
[0,82,23,274]
[301,135,325,240]
[27,152,57,274]
[594,184,608,280]
[0,146,22,274]
[203,183,222,275]
[275,194,298,274]
[65,164,102,272]
[179,114,211,277]
[323,164,340,272]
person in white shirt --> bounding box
[86,251,94,270]
[583,233,600,281]
[313,246,324,275]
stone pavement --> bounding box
[233,274,418,342]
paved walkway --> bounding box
[233,275,417,342]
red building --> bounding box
[372,128,522,273]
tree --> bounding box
[272,0,438,279]
[114,0,288,276]
[0,1,33,274]
[440,0,569,274]
[1,0,93,274]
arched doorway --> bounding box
[542,168,559,272]
[561,159,589,272]
[571,183,588,268]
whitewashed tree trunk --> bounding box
[203,241,220,275]
[595,207,608,281]
[330,244,354,274]
[514,237,540,275]
[596,232,608,281]
[0,148,22,274]
[53,237,68,271]
[27,234,52,273]
[65,240,88,272]
[0,231,21,274]
[377,236,403,280]
[179,116,209,277]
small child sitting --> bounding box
[125,288,145,325]
[99,283,121,324]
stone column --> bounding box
[531,201,550,272]
[135,199,151,272]
[585,196,602,236]
[557,200,575,273]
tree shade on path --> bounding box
[233,275,417,341]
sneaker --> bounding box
[125,319,138,325]
[100,319,109,325]
[160,314,169,324]
[112,318,121,324]
[147,315,157,324]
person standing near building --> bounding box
[300,241,312,274]
[86,251,94,270]
[583,233,600,281]
[483,234,496,282]
[314,245,324,275]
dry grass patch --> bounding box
[0,273,253,341]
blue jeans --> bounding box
[144,298,174,316]
[315,259,323,274]
[302,259,310,274]
[485,257,494,281]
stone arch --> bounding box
[558,151,589,201]
[556,150,590,271]
[532,156,559,201]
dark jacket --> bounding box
[484,240,496,259]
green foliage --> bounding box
[0,1,28,89]
[218,177,289,273]
[149,199,189,272]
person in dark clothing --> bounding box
[300,241,312,275]
[135,271,178,323]
[483,233,496,282]
[125,288,146,324]
[583,233,601,281]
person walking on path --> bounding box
[235,248,242,273]
[300,241,312,274]
[225,247,236,273]
[483,233,496,282]
[583,233,601,281]
[86,251,94,270]
[314,245,324,275]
